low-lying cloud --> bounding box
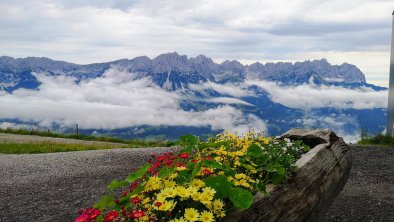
[0,68,267,133]
[246,80,387,110]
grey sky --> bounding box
[0,0,393,86]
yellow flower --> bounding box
[142,197,150,205]
[200,211,214,222]
[175,186,190,198]
[215,209,226,218]
[184,208,200,222]
[161,187,177,198]
[164,180,176,188]
[201,187,216,197]
[169,173,178,179]
[144,176,162,191]
[212,199,224,211]
[235,173,247,179]
[187,186,199,200]
[189,179,205,188]
[170,218,187,222]
[159,200,176,211]
[176,166,187,171]
[199,192,213,205]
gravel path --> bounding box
[0,147,179,222]
[0,133,129,147]
[0,144,393,222]
[324,145,394,222]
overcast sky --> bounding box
[0,0,393,86]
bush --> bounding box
[74,131,310,222]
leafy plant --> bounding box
[74,131,310,222]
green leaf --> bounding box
[96,215,104,222]
[241,163,257,171]
[256,181,268,195]
[204,175,232,198]
[246,144,264,157]
[294,140,303,146]
[191,162,202,178]
[107,179,128,191]
[176,170,192,184]
[229,188,254,209]
[93,194,115,210]
[271,173,286,185]
[118,193,131,206]
[201,160,222,169]
[130,183,145,196]
[179,134,197,145]
[125,163,151,183]
[158,167,174,178]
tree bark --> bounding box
[223,128,353,222]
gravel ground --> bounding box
[0,144,393,222]
[323,145,394,222]
[0,147,179,222]
[0,133,129,147]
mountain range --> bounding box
[0,52,388,142]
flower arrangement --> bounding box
[75,131,310,222]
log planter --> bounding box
[223,128,353,222]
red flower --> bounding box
[164,159,173,166]
[114,199,119,204]
[130,210,145,219]
[157,155,166,161]
[202,169,211,175]
[104,210,119,222]
[154,202,162,207]
[179,153,189,159]
[120,191,128,197]
[88,208,101,220]
[77,208,101,220]
[129,181,139,192]
[131,197,141,204]
[74,214,89,222]
[191,159,199,163]
[121,209,127,216]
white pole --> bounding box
[387,10,394,135]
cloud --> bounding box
[246,80,388,110]
[0,122,35,130]
[189,81,251,97]
[295,113,362,143]
[207,97,253,106]
[0,68,266,134]
[0,0,392,86]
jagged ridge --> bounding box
[0,52,369,92]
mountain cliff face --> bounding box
[0,53,386,141]
[0,52,369,92]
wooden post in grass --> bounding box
[387,10,394,136]
[76,124,79,135]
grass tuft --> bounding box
[0,128,176,154]
[358,134,394,147]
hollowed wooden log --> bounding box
[223,128,353,222]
